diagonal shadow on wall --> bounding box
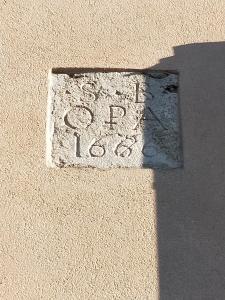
[52,47,225,298]
[147,42,225,299]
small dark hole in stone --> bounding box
[74,75,84,79]
[116,90,122,95]
[148,73,169,79]
[165,85,178,93]
[69,74,84,79]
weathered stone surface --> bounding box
[46,70,182,168]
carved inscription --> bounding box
[105,105,126,130]
[64,106,94,130]
[47,71,182,168]
[115,136,138,158]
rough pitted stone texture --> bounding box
[46,70,182,168]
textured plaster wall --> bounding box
[0,1,224,299]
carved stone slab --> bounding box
[46,70,182,169]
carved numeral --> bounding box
[115,136,138,157]
[74,133,81,157]
[89,139,106,157]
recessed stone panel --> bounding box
[46,70,182,169]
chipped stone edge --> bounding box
[46,70,56,168]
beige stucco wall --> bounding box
[0,1,225,299]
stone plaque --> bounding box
[46,70,182,169]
